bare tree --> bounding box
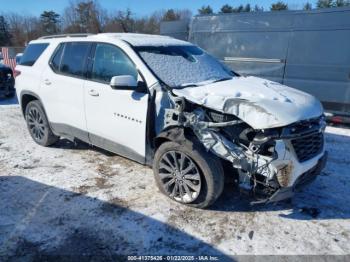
[62,0,107,33]
[0,15,12,46]
[115,9,134,33]
[5,14,25,46]
[253,5,264,12]
[134,12,163,34]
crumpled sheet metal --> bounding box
[173,76,323,129]
[164,108,248,168]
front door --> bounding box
[84,43,149,163]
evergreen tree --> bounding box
[303,2,313,10]
[198,5,214,15]
[316,0,334,8]
[40,11,60,35]
[244,4,252,12]
[162,9,180,21]
[220,4,234,13]
[271,1,289,10]
[334,0,350,6]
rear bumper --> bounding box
[254,151,328,204]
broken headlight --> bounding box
[207,109,239,123]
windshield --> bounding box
[135,45,234,88]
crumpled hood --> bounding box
[173,76,323,129]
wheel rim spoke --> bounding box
[170,183,179,197]
[38,129,44,138]
[159,163,173,174]
[184,179,200,193]
[184,173,200,181]
[158,172,173,180]
[163,154,176,169]
[170,151,180,170]
[164,178,175,190]
[182,162,195,175]
[179,153,185,170]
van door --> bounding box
[284,26,350,115]
[84,43,149,163]
[40,42,91,142]
[189,13,292,83]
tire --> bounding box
[153,140,224,209]
[25,100,59,146]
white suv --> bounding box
[16,33,327,208]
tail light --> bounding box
[13,70,21,78]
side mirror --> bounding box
[110,75,138,89]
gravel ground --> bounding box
[0,97,350,259]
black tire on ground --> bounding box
[153,140,225,209]
[25,100,59,146]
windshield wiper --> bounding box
[212,77,233,83]
[179,83,199,88]
[178,77,233,89]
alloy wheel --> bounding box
[27,107,46,141]
[158,150,202,203]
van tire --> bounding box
[25,100,59,146]
[153,140,224,209]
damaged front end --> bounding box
[163,92,327,204]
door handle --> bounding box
[89,89,99,97]
[44,79,51,86]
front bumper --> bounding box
[254,151,328,204]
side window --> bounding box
[60,42,90,77]
[91,43,138,83]
[20,43,49,66]
[50,43,64,71]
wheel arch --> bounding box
[20,91,42,116]
[19,91,55,135]
[154,126,197,151]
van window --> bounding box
[60,42,90,77]
[20,43,49,66]
[50,44,64,71]
[91,43,138,83]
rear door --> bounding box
[40,42,91,141]
[84,43,149,163]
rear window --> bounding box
[20,43,49,66]
[50,44,64,72]
[59,42,90,77]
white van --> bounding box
[15,33,327,208]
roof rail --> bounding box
[39,33,93,39]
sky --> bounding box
[0,0,316,17]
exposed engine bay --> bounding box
[163,92,327,204]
